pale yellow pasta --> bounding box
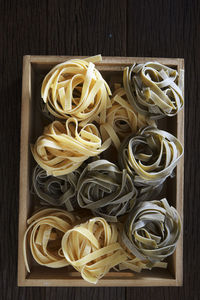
[61,217,127,284]
[100,87,155,149]
[118,254,167,273]
[41,55,112,126]
[31,117,111,176]
[23,208,76,272]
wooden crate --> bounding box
[18,56,184,287]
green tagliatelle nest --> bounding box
[122,198,181,262]
[118,126,183,200]
[123,62,184,119]
[77,159,138,222]
[32,165,81,211]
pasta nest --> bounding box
[123,62,184,119]
[31,117,111,176]
[118,126,183,199]
[41,56,112,126]
[122,199,181,262]
[77,159,138,222]
[61,217,127,284]
[23,208,77,272]
[32,165,81,211]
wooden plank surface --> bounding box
[0,0,200,299]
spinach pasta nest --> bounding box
[41,55,112,126]
[123,62,184,119]
[32,165,81,211]
[77,159,138,222]
[118,126,183,197]
[122,198,181,262]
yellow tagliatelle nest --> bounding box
[31,117,111,176]
[41,55,112,126]
[61,217,127,284]
[100,87,155,149]
[23,208,76,272]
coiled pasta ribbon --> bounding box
[41,55,112,126]
[61,217,127,284]
[32,165,81,211]
[118,255,167,273]
[118,126,183,198]
[77,159,138,222]
[31,117,111,176]
[23,208,76,272]
[122,198,181,262]
[100,87,155,149]
[123,62,184,119]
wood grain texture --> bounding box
[0,0,199,299]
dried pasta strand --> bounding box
[41,55,112,126]
[31,117,111,176]
[123,62,184,119]
[100,87,156,149]
[23,208,76,272]
[118,255,167,272]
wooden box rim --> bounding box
[18,55,184,287]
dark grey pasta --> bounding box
[122,198,181,262]
[32,165,81,211]
[77,159,138,222]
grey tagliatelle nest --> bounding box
[77,159,138,222]
[122,198,181,262]
[32,165,81,211]
[123,62,184,119]
[118,126,183,200]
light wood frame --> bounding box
[18,56,184,287]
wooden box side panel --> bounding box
[175,59,184,285]
[18,56,32,286]
[18,56,184,287]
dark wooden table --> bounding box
[1,0,200,299]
